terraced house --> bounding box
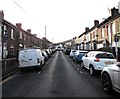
[97,7,120,49]
[72,7,120,51]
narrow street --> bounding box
[2,51,119,97]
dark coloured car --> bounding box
[73,50,88,63]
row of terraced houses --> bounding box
[64,7,120,52]
[0,11,54,77]
[0,11,53,61]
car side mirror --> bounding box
[85,55,88,57]
[117,62,120,67]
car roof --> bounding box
[75,50,88,53]
[88,51,113,54]
[71,50,76,51]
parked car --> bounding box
[101,62,120,94]
[18,48,45,71]
[73,50,88,63]
[70,50,77,58]
[63,48,71,55]
[81,51,117,75]
[42,50,48,62]
[57,46,61,51]
[98,47,120,62]
[45,49,51,58]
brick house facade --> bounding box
[0,11,53,61]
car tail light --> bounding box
[94,58,100,62]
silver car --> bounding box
[101,62,120,94]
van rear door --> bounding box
[19,49,37,67]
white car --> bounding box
[81,51,117,75]
[101,62,120,94]
[70,50,77,58]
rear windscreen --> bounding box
[72,51,76,53]
[96,53,115,59]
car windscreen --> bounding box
[96,53,115,59]
[72,51,76,52]
[79,52,87,55]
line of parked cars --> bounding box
[65,49,120,94]
[18,48,56,72]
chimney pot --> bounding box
[111,7,118,16]
[85,27,89,32]
[27,29,31,33]
[0,10,4,19]
[94,20,99,26]
[16,23,22,29]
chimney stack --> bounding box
[118,1,120,13]
[94,20,99,26]
[27,29,31,33]
[0,10,4,19]
[111,7,118,16]
[16,23,22,29]
[34,34,37,37]
[85,27,89,32]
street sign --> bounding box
[114,36,119,42]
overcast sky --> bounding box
[0,0,120,43]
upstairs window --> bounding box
[90,33,92,40]
[11,29,14,40]
[106,25,108,37]
[93,32,95,38]
[20,31,22,39]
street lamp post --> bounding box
[45,26,46,49]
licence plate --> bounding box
[105,61,114,64]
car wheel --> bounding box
[75,59,78,64]
[101,72,112,93]
[80,61,84,69]
[73,58,74,61]
[89,66,95,76]
[19,68,24,72]
[38,62,42,70]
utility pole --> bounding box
[52,37,53,43]
[45,26,46,49]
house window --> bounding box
[93,32,95,38]
[4,25,7,31]
[4,25,7,35]
[106,25,108,37]
[20,31,22,39]
[9,44,14,58]
[90,33,92,40]
[11,29,14,39]
[100,29,102,38]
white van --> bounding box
[18,49,45,71]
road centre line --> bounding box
[65,54,89,75]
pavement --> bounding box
[2,61,19,81]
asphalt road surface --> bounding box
[2,51,120,97]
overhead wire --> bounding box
[12,0,34,20]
